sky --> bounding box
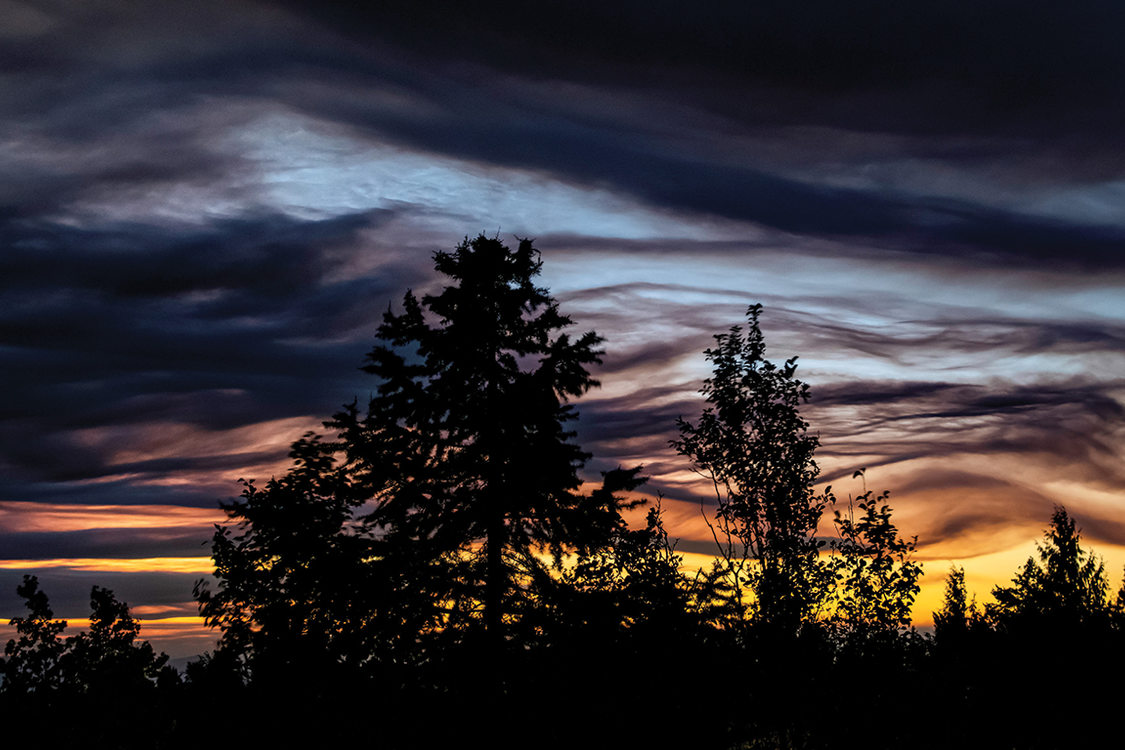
[2,0,1124,660]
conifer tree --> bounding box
[932,565,979,640]
[197,234,639,681]
[987,505,1110,631]
[336,235,622,642]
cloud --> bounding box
[0,528,212,561]
[5,2,1122,269]
[0,209,433,498]
[277,2,1125,128]
[228,2,1125,267]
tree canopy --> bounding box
[1,576,172,696]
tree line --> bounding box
[3,235,1124,748]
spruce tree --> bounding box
[197,234,636,684]
[330,234,622,644]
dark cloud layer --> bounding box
[4,2,1123,267]
[286,1,1125,130]
[248,1,1125,268]
[0,528,210,561]
[0,209,428,492]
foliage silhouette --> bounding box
[64,585,175,693]
[672,303,830,635]
[328,234,629,647]
[826,473,923,642]
[194,434,388,681]
[670,307,935,748]
[949,507,1125,749]
[1,577,181,748]
[932,565,984,643]
[0,576,67,695]
[1,576,173,697]
[987,505,1111,632]
[526,468,699,645]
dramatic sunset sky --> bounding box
[2,1,1124,660]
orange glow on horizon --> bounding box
[0,556,213,573]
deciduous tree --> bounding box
[827,475,923,639]
[0,576,67,694]
[1,577,172,696]
[673,304,830,634]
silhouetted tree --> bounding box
[526,467,697,643]
[1114,569,1125,630]
[2,577,172,697]
[197,234,642,701]
[0,576,67,695]
[932,565,981,642]
[195,434,397,681]
[673,304,829,634]
[827,475,923,642]
[1,579,179,747]
[950,507,1125,750]
[331,234,624,647]
[64,586,174,693]
[987,505,1111,632]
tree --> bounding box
[827,475,923,640]
[987,505,1111,631]
[195,434,392,679]
[331,234,624,647]
[968,507,1121,749]
[198,234,633,675]
[527,468,695,643]
[0,576,67,695]
[932,565,981,642]
[64,586,174,693]
[2,577,172,696]
[672,304,829,634]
